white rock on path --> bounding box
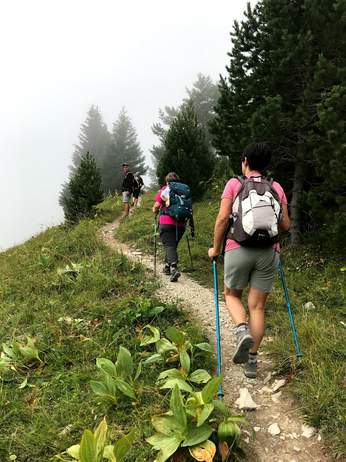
[271,391,282,403]
[268,423,281,436]
[272,378,286,392]
[259,386,273,394]
[235,388,258,410]
[301,424,316,438]
[263,372,272,384]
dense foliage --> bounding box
[157,103,214,199]
[211,0,346,244]
[151,74,218,186]
[60,152,103,223]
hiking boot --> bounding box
[162,265,171,275]
[233,326,254,364]
[243,357,257,379]
[170,268,181,282]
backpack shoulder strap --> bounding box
[234,175,246,185]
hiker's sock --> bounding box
[234,323,248,334]
[162,264,171,275]
[170,264,181,282]
[244,352,258,378]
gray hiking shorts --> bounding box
[122,191,132,203]
[224,247,279,293]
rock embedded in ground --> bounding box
[271,391,282,402]
[268,423,281,436]
[272,378,286,392]
[263,372,272,384]
[301,424,316,438]
[304,301,316,310]
[235,387,258,410]
[259,385,272,394]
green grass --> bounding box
[0,195,213,461]
[118,190,346,459]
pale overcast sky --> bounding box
[0,0,254,250]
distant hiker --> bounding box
[133,172,144,208]
[121,162,136,217]
[152,172,194,282]
[208,142,290,378]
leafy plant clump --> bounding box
[0,336,41,374]
[146,384,246,462]
[55,417,136,462]
[91,346,142,405]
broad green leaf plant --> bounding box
[146,385,215,462]
[55,417,136,462]
[141,325,213,392]
[140,325,211,366]
[147,379,247,461]
[91,346,142,405]
[0,336,41,373]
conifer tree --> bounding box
[102,108,146,192]
[157,103,213,199]
[71,105,111,175]
[60,152,103,223]
[151,74,218,184]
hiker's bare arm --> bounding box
[152,202,160,214]
[208,197,232,257]
[279,203,290,231]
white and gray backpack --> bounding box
[228,176,282,247]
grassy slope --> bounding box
[0,196,212,461]
[118,191,346,458]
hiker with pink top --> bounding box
[208,142,290,378]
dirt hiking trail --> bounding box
[100,218,332,462]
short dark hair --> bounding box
[165,172,180,183]
[241,142,272,172]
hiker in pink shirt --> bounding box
[208,143,290,378]
[152,172,194,282]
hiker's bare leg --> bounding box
[247,287,268,352]
[123,203,130,217]
[224,287,246,325]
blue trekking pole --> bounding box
[212,258,223,399]
[278,260,303,358]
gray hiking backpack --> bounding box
[227,176,282,247]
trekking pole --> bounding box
[185,234,194,271]
[212,258,223,399]
[153,216,158,276]
[278,260,303,358]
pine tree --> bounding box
[151,74,219,184]
[71,105,111,175]
[157,103,213,199]
[60,152,103,223]
[102,108,146,192]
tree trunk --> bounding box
[290,160,304,245]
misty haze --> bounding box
[0,0,250,250]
